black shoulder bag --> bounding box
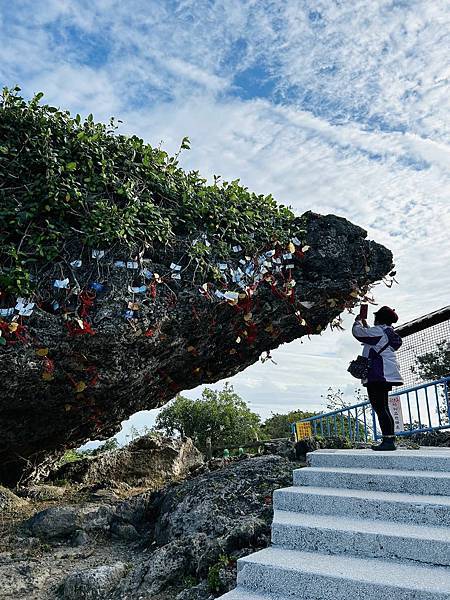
[348,341,390,380]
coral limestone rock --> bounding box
[0,91,393,484]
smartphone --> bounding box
[359,304,368,319]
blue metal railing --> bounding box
[293,377,450,442]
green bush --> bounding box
[263,409,318,439]
[207,554,231,593]
[58,437,119,466]
[58,449,84,465]
[0,86,297,294]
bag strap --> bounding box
[375,340,390,355]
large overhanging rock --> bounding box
[0,211,392,484]
[0,90,394,484]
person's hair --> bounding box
[374,306,398,326]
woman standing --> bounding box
[352,306,403,451]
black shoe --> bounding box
[371,436,396,451]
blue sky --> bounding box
[1,0,449,445]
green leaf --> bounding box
[65,162,77,171]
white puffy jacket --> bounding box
[352,319,403,386]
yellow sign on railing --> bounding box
[295,421,312,441]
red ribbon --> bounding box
[79,290,96,318]
[66,320,96,336]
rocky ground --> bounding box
[0,443,302,600]
[2,430,447,600]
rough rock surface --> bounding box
[62,562,128,600]
[111,455,295,599]
[0,454,298,600]
[20,484,67,501]
[27,503,115,540]
[411,430,450,447]
[1,484,27,511]
[53,435,203,487]
[0,211,393,484]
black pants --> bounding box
[367,382,394,436]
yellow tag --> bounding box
[8,322,19,332]
[288,242,295,253]
[36,348,49,357]
[42,371,54,381]
[75,381,86,393]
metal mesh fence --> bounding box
[396,306,450,391]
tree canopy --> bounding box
[263,409,317,439]
[0,86,296,294]
[413,340,450,382]
[155,384,262,452]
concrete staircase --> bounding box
[219,448,450,600]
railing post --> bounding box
[372,408,378,440]
[445,380,450,424]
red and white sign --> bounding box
[389,396,404,433]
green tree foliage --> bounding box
[155,384,261,452]
[412,340,450,426]
[413,340,450,381]
[0,86,296,294]
[263,410,317,439]
[58,437,119,465]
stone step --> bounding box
[219,589,286,600]
[273,485,450,527]
[307,448,450,472]
[271,510,450,565]
[294,466,450,495]
[237,547,450,600]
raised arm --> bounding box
[352,318,383,345]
